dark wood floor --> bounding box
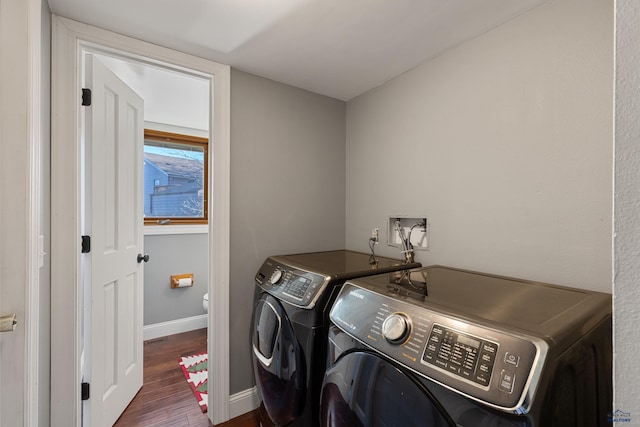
[113,329,266,427]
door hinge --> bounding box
[82,88,92,106]
[81,382,90,401]
[81,235,91,253]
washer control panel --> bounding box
[329,282,547,414]
[255,260,328,308]
[423,324,498,388]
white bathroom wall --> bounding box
[345,0,613,292]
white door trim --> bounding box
[26,0,43,425]
[50,15,231,426]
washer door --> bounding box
[320,350,456,427]
[252,293,304,425]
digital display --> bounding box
[457,334,480,349]
[295,277,310,286]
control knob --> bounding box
[270,269,283,285]
[382,313,411,344]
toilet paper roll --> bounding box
[177,277,193,287]
[0,314,17,332]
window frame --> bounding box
[143,128,209,226]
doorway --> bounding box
[81,50,213,425]
[51,16,231,426]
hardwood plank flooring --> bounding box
[113,329,265,427]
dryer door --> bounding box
[320,350,456,427]
[252,293,304,425]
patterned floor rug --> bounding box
[179,352,208,412]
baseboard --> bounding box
[143,314,208,341]
[229,387,260,420]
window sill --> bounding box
[144,224,208,236]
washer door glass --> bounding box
[252,293,304,425]
[321,350,456,427]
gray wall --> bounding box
[345,0,613,293]
[229,69,346,393]
[614,0,640,417]
[143,233,209,324]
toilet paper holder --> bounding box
[171,273,194,288]
[0,314,17,332]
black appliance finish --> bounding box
[251,250,420,427]
[321,266,612,427]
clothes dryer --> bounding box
[321,266,612,427]
[251,250,420,427]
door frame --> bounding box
[50,15,231,426]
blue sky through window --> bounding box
[144,144,204,162]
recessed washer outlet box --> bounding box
[387,216,429,250]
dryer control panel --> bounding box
[329,282,548,414]
[255,260,329,309]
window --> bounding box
[144,129,208,225]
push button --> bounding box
[504,352,520,367]
[475,372,490,386]
[499,369,516,393]
[482,342,497,354]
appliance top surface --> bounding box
[350,265,611,338]
[270,250,420,281]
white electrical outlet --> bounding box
[371,228,379,243]
[387,216,429,250]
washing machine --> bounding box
[321,266,612,427]
[251,250,421,427]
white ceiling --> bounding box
[94,54,211,132]
[47,0,547,101]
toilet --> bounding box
[202,293,209,313]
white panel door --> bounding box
[85,54,144,427]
